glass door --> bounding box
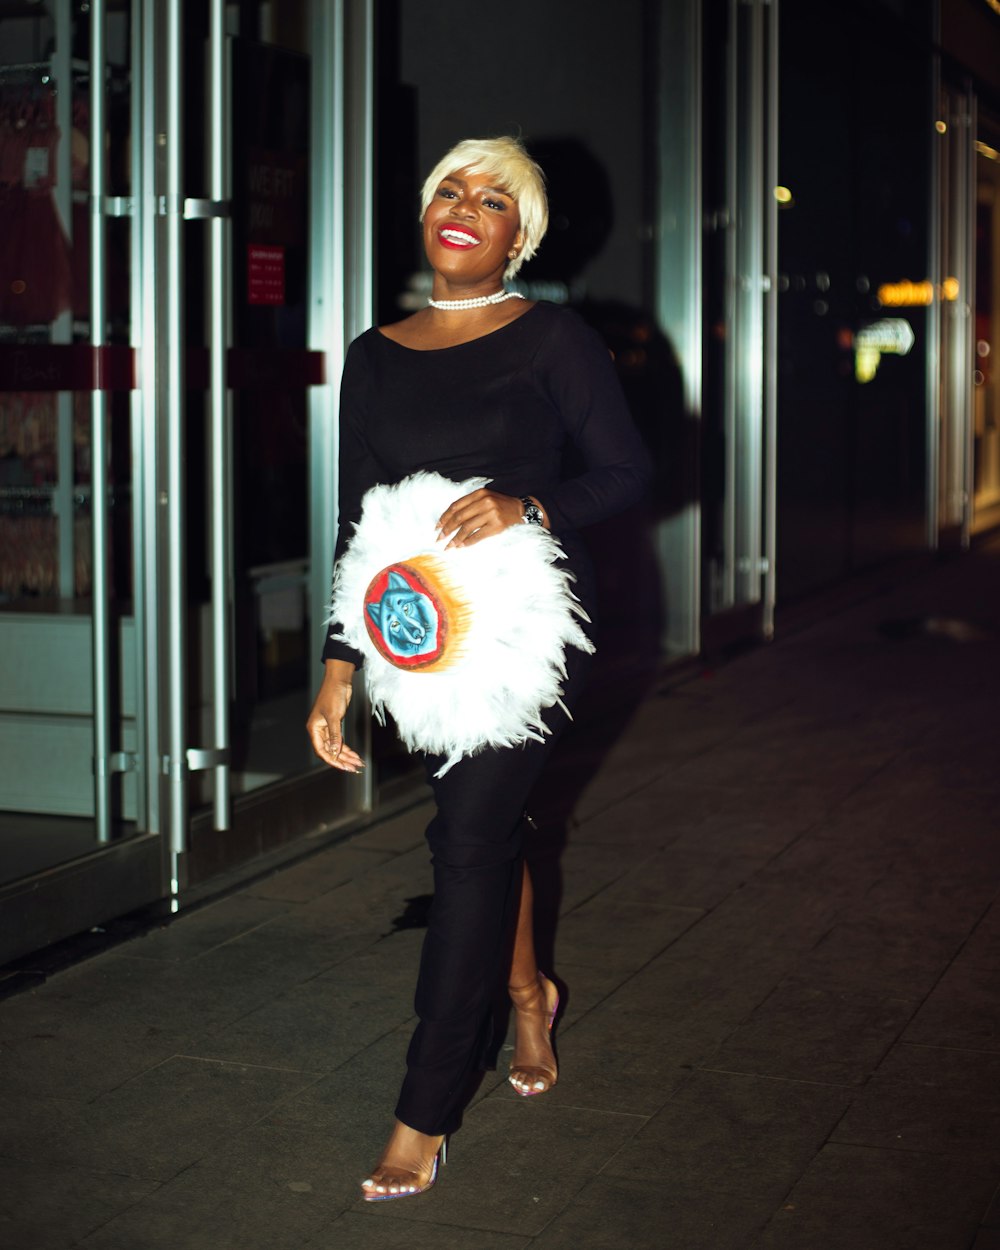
[163,0,373,895]
[0,0,164,961]
[0,0,378,958]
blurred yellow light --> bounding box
[855,347,880,384]
[976,140,1000,162]
[941,276,960,300]
[935,120,947,134]
[877,279,933,307]
[773,186,793,203]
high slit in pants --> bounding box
[394,641,592,1137]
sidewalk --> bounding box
[3,537,1000,1250]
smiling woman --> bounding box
[306,134,652,1201]
[419,136,550,281]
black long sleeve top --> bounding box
[322,301,653,667]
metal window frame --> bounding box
[935,78,977,546]
[654,0,703,658]
[309,0,375,811]
[716,0,778,628]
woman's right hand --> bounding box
[306,660,366,773]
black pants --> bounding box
[394,641,592,1136]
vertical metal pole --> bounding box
[128,0,145,829]
[309,0,374,813]
[90,0,113,842]
[165,0,188,866]
[52,0,74,600]
[762,0,779,638]
[926,48,942,549]
[309,0,345,673]
[962,88,977,547]
[137,0,161,839]
[345,0,376,347]
[942,90,959,532]
[722,0,739,609]
[735,0,764,607]
[943,85,976,544]
[654,0,702,658]
[344,0,375,810]
[208,0,231,830]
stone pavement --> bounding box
[3,536,1000,1250]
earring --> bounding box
[508,249,518,260]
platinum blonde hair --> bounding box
[419,136,548,280]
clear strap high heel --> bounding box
[508,970,560,1096]
[360,1136,448,1202]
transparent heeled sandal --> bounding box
[360,1137,448,1202]
[508,970,560,1097]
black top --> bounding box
[322,301,653,666]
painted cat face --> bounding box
[366,570,439,658]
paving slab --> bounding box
[120,893,294,963]
[530,1173,774,1250]
[76,1120,355,1250]
[902,959,1000,1053]
[552,896,703,972]
[311,1213,531,1249]
[0,1159,159,1250]
[704,977,918,1085]
[5,1055,321,1182]
[751,1142,997,1250]
[831,1041,1000,1159]
[601,1070,852,1203]
[240,844,396,904]
[183,929,423,1072]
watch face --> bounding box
[521,499,543,526]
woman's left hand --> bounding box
[437,488,528,549]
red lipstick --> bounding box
[437,224,482,249]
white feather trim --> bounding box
[329,471,594,777]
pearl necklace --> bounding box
[427,290,525,311]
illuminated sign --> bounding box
[855,318,915,383]
[877,278,960,307]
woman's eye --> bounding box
[484,197,506,211]
[403,603,412,615]
[437,187,458,200]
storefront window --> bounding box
[0,1,137,885]
[776,0,933,598]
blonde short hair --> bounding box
[419,136,548,280]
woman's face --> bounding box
[423,167,523,288]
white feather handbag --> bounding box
[328,471,594,777]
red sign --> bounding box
[247,244,285,306]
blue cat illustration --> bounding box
[366,570,439,658]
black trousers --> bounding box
[393,641,592,1137]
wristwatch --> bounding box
[520,496,544,527]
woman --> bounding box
[306,136,652,1200]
